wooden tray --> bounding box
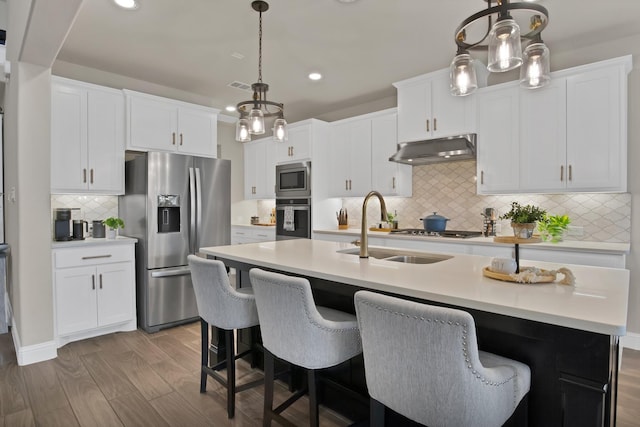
[369,227,392,232]
[482,266,555,283]
[493,236,542,244]
[253,223,275,226]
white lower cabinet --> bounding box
[53,241,137,346]
[231,226,276,244]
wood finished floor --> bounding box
[0,324,638,426]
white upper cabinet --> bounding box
[124,90,219,157]
[477,55,631,195]
[566,64,627,192]
[371,111,411,197]
[244,137,276,199]
[51,77,124,194]
[394,68,484,143]
[277,124,311,163]
[519,78,567,192]
[328,117,372,197]
[476,83,520,194]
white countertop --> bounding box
[201,239,629,336]
[314,228,630,254]
[51,235,137,249]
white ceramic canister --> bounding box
[491,257,517,274]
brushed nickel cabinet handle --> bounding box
[99,274,103,289]
[560,165,564,181]
[349,179,352,190]
[345,180,348,190]
[172,132,176,145]
[91,274,95,290]
[82,254,112,260]
[180,133,183,146]
[426,119,430,132]
[480,170,484,185]
[569,165,572,181]
[83,169,87,183]
[90,169,94,184]
[392,176,396,189]
[434,118,437,132]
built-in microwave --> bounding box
[275,162,311,198]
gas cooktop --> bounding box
[389,229,484,239]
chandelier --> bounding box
[450,0,550,96]
[235,1,287,142]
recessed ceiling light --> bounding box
[113,0,140,10]
[308,72,322,81]
[225,105,237,112]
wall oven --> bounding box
[276,162,311,199]
[275,198,311,240]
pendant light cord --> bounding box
[257,10,263,84]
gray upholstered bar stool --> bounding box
[249,268,363,427]
[188,255,263,419]
[354,290,531,427]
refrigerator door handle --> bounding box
[195,167,203,253]
[189,167,196,254]
[150,267,192,278]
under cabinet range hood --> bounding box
[389,134,476,165]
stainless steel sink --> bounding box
[337,247,452,264]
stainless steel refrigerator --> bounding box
[120,151,230,332]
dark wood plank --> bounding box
[21,360,70,416]
[117,330,170,365]
[61,373,123,426]
[80,352,137,400]
[3,409,35,427]
[105,350,172,400]
[148,334,200,373]
[33,406,79,427]
[109,391,170,427]
[149,391,212,427]
[0,361,29,417]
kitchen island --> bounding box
[201,239,629,427]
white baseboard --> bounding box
[7,298,58,366]
[621,332,640,351]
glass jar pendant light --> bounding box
[449,50,478,96]
[234,1,286,142]
[487,18,522,72]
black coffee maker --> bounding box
[54,208,72,241]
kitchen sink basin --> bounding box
[337,247,452,264]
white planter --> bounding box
[106,228,118,239]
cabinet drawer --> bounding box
[54,244,134,269]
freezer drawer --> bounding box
[145,266,198,330]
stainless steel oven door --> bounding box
[275,199,311,240]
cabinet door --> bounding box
[396,80,431,143]
[371,113,411,196]
[566,67,624,191]
[128,95,178,151]
[177,107,217,157]
[519,79,567,192]
[431,74,476,137]
[51,83,88,192]
[244,141,259,199]
[328,119,372,197]
[55,266,98,335]
[277,125,311,162]
[96,262,134,327]
[476,84,520,194]
[87,89,125,193]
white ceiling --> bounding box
[56,0,640,123]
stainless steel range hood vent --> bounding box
[389,134,476,165]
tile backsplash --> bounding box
[341,160,631,243]
[51,195,119,223]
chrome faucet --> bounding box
[360,191,388,258]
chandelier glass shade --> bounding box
[235,1,287,142]
[450,0,550,96]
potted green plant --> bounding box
[103,217,125,239]
[538,214,571,243]
[499,202,546,239]
[386,211,398,230]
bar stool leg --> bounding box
[225,329,236,418]
[263,350,275,427]
[200,318,208,393]
[370,398,385,427]
[308,369,319,427]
